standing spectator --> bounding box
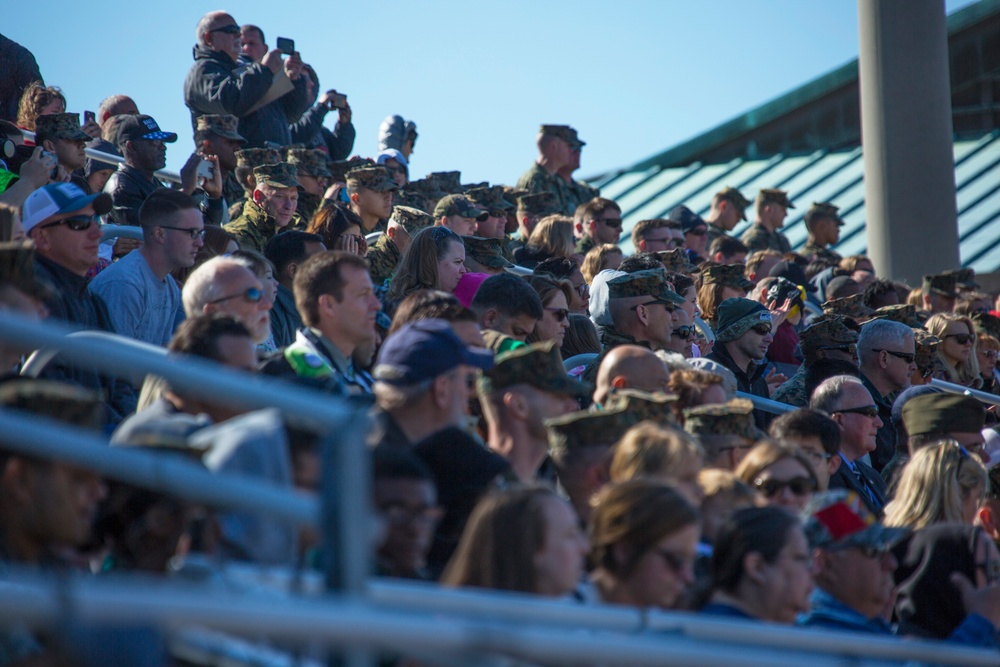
[88,190,203,346]
[0,36,43,122]
[704,186,750,248]
[377,115,418,160]
[801,202,844,263]
[15,82,65,134]
[224,163,300,253]
[291,67,356,161]
[517,125,577,216]
[558,127,599,214]
[263,230,325,348]
[740,189,794,254]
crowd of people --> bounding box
[2,14,1000,663]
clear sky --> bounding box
[4,0,978,185]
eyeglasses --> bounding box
[40,214,98,231]
[574,283,589,298]
[160,225,206,239]
[208,287,263,305]
[654,549,693,574]
[754,476,817,498]
[945,333,975,345]
[751,324,773,336]
[595,217,622,229]
[816,343,857,355]
[834,404,879,419]
[545,307,569,323]
[871,348,916,364]
[210,24,241,34]
[672,325,693,340]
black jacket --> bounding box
[288,104,356,161]
[828,458,889,518]
[706,343,772,430]
[103,163,163,227]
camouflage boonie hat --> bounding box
[394,189,430,213]
[822,294,873,320]
[0,379,103,430]
[604,389,679,426]
[757,188,795,209]
[479,340,591,398]
[236,148,281,170]
[0,241,53,301]
[434,194,488,221]
[941,267,978,290]
[656,248,697,273]
[391,206,435,234]
[701,263,753,291]
[972,311,1000,341]
[717,186,751,220]
[546,405,630,452]
[682,398,756,439]
[285,148,332,178]
[799,315,859,352]
[346,166,398,192]
[253,162,300,188]
[607,269,685,304]
[806,202,844,226]
[540,124,585,148]
[330,157,375,183]
[802,490,909,551]
[407,178,448,201]
[922,272,959,298]
[516,192,560,217]
[867,304,926,328]
[427,171,462,194]
[462,235,514,269]
[34,113,90,142]
[912,329,941,371]
[195,114,245,142]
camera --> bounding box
[766,277,803,309]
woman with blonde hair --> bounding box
[16,81,66,132]
[926,313,981,388]
[610,422,704,504]
[735,441,818,513]
[884,441,988,530]
[581,243,624,285]
[513,214,575,268]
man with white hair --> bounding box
[857,319,915,472]
[182,255,272,345]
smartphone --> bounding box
[328,91,348,110]
[196,159,214,180]
[41,150,59,180]
[83,110,96,125]
[276,37,295,55]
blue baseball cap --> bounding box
[374,319,494,386]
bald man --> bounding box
[592,345,671,407]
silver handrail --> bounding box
[929,378,1000,408]
[737,391,795,414]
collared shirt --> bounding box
[800,587,892,634]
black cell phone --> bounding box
[328,91,347,110]
[83,110,96,125]
[276,37,295,55]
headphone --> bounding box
[1,138,13,161]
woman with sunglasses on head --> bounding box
[385,226,467,316]
[926,313,982,388]
[735,441,818,513]
[524,273,573,350]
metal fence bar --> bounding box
[737,391,795,414]
[929,378,1000,408]
[20,129,182,184]
[20,330,166,384]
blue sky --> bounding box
[5,0,977,185]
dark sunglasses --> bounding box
[835,404,879,419]
[630,299,674,312]
[672,325,694,340]
[755,476,817,498]
[751,323,773,336]
[41,214,98,231]
[945,333,975,345]
[160,225,206,239]
[872,348,915,364]
[545,307,569,323]
[574,283,590,298]
[208,286,262,305]
[210,24,241,34]
[596,218,623,229]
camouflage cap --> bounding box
[434,194,489,221]
[195,114,246,142]
[391,206,435,234]
[285,148,332,178]
[701,263,753,291]
[717,186,751,220]
[0,241,53,301]
[806,201,843,226]
[799,315,859,351]
[0,378,103,430]
[394,189,430,213]
[466,186,513,215]
[427,171,462,194]
[502,186,529,209]
[516,192,560,217]
[253,162,300,189]
[546,405,630,452]
[757,188,795,209]
[236,148,281,170]
[607,268,685,304]
[922,272,959,298]
[35,113,90,142]
[462,181,490,192]
[822,294,873,320]
[462,235,514,269]
[539,124,584,148]
[656,248,697,273]
[479,340,591,398]
[941,267,978,290]
[330,157,375,183]
[346,166,398,192]
[867,304,926,328]
[802,490,909,551]
[682,398,756,439]
[407,177,448,201]
[912,329,941,371]
[604,389,679,426]
[972,312,1000,341]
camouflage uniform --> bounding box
[657,248,698,274]
[196,114,247,205]
[604,389,679,427]
[801,242,842,263]
[574,234,596,256]
[772,316,859,407]
[345,166,399,234]
[704,187,750,247]
[427,171,463,195]
[546,405,633,458]
[801,202,844,263]
[367,206,435,287]
[224,162,303,253]
[510,191,561,258]
[565,179,600,213]
[868,304,925,328]
[683,398,758,441]
[741,223,792,254]
[462,235,513,272]
[770,366,809,408]
[285,147,332,221]
[230,147,281,218]
[822,294,873,321]
[705,223,733,249]
[516,161,571,215]
[479,341,591,399]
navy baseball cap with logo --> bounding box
[114,114,178,147]
[374,319,494,386]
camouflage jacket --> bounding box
[705,223,734,249]
[770,365,808,408]
[223,172,245,212]
[296,191,323,223]
[740,223,792,254]
[516,162,573,215]
[564,178,599,213]
[574,234,596,256]
[801,241,842,264]
[367,232,400,289]
[224,199,303,253]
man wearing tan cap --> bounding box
[195,113,246,214]
[224,162,301,252]
[346,166,397,233]
[704,186,751,247]
[741,188,794,254]
[516,124,576,215]
[34,113,90,190]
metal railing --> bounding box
[20,129,182,184]
[737,391,795,414]
[930,377,1000,407]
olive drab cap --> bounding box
[717,186,751,220]
[701,263,753,291]
[406,177,448,201]
[427,171,462,195]
[516,192,560,217]
[479,340,591,398]
[867,304,926,328]
[461,235,514,269]
[236,147,281,170]
[0,379,104,431]
[941,267,978,290]
[604,389,679,426]
[806,202,844,226]
[606,269,685,304]
[502,186,529,209]
[656,248,698,273]
[757,188,795,209]
[346,166,398,192]
[682,398,757,439]
[972,312,1000,341]
[466,186,513,214]
[253,162,300,189]
[799,315,859,352]
[433,194,488,221]
[391,206,435,234]
[901,393,986,437]
[284,148,332,178]
[0,241,53,301]
[196,114,246,142]
[922,272,959,298]
[546,405,630,452]
[822,294,873,320]
[34,113,90,142]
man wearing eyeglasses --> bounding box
[573,197,622,256]
[182,256,272,346]
[89,190,203,346]
[22,183,137,423]
[706,298,776,429]
[857,319,916,472]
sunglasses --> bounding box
[945,333,975,345]
[41,214,98,231]
[545,307,569,323]
[208,286,263,305]
[630,299,675,312]
[751,324,773,336]
[872,348,915,364]
[160,225,206,240]
[755,476,816,498]
[596,218,623,229]
[210,24,241,34]
[672,325,693,340]
[835,404,879,419]
[574,283,590,298]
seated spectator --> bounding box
[708,235,748,265]
[668,369,727,418]
[863,278,900,310]
[464,186,510,240]
[433,194,487,238]
[901,392,988,465]
[735,442,818,513]
[372,447,440,580]
[524,274,574,349]
[921,272,959,314]
[588,479,700,610]
[230,147,280,216]
[581,243,623,285]
[702,506,813,622]
[15,81,65,133]
[96,94,139,129]
[285,147,331,221]
[84,139,120,195]
[769,409,842,491]
[610,422,704,504]
[34,113,90,191]
[346,166,398,233]
[181,256,272,345]
[592,345,671,408]
[225,162,300,253]
[682,398,758,470]
[705,298,775,429]
[367,206,434,288]
[385,226,467,312]
[572,197,622,256]
[697,469,755,550]
[462,236,513,276]
[926,313,981,388]
[306,201,366,255]
[262,230,325,348]
[697,264,752,328]
[884,442,988,530]
[0,242,50,372]
[0,203,25,242]
[561,313,601,360]
[535,256,589,314]
[441,486,587,598]
[514,214,574,268]
[632,218,680,253]
[171,224,237,286]
[665,307,695,357]
[89,189,202,346]
[771,315,858,408]
[470,272,543,354]
[229,249,279,353]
